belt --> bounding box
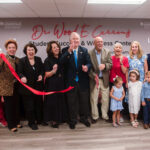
[146,98,150,101]
[99,77,103,79]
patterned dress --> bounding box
[127,55,147,82]
[110,86,124,111]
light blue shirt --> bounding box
[95,50,102,77]
[141,82,150,102]
[127,55,147,82]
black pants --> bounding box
[67,83,90,124]
[1,83,21,129]
[13,83,21,126]
[22,95,43,125]
[2,96,17,129]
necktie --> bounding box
[73,50,79,82]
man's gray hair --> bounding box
[70,32,80,41]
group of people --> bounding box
[0,32,150,132]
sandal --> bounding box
[117,122,122,126]
[113,123,118,127]
[134,120,139,126]
[131,121,137,128]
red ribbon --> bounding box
[0,53,73,95]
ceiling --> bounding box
[0,0,150,18]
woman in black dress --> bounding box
[17,43,44,130]
[43,41,67,128]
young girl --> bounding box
[128,69,142,127]
[141,71,150,129]
[110,76,125,127]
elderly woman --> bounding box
[0,39,21,132]
[110,42,129,88]
[17,43,44,130]
[109,42,129,120]
[43,41,67,128]
[127,41,148,82]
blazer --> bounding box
[0,55,19,96]
[60,46,92,91]
[17,56,44,95]
[88,48,112,89]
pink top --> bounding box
[110,55,129,83]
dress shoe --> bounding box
[51,123,59,128]
[69,123,76,129]
[37,121,42,125]
[29,124,38,130]
[41,122,49,126]
[80,120,91,127]
[143,124,149,129]
[91,119,97,124]
[37,121,49,126]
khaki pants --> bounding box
[90,79,109,120]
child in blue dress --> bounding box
[141,71,150,129]
[110,76,125,127]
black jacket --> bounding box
[60,46,92,91]
[17,56,44,95]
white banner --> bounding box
[0,18,150,60]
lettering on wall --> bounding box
[31,22,131,41]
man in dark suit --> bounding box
[60,32,92,129]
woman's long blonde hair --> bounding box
[129,41,143,59]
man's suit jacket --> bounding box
[88,48,112,90]
[60,46,92,91]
